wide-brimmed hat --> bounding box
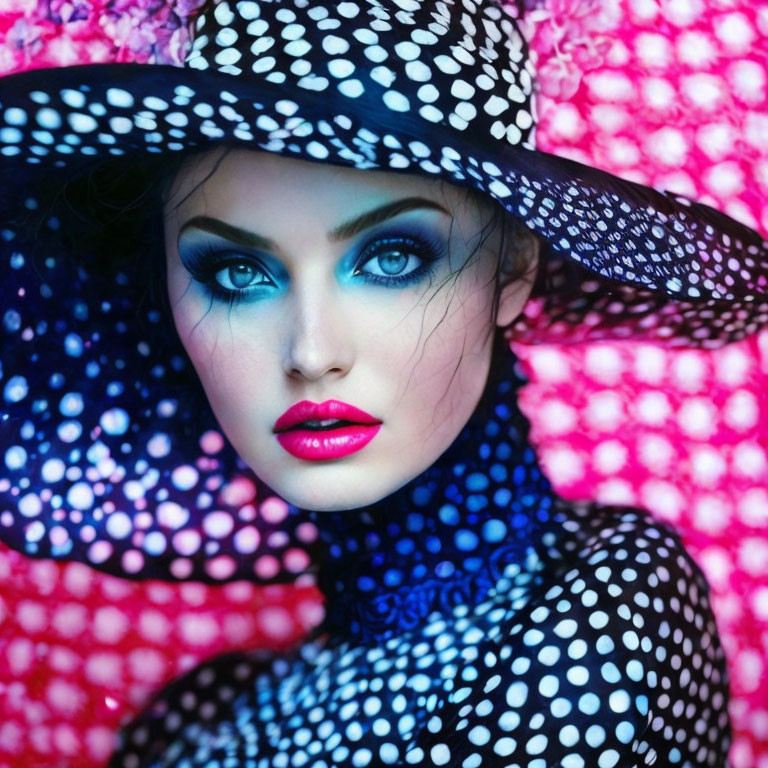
[2,0,767,340]
[0,0,766,582]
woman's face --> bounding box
[164,148,534,512]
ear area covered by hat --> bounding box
[0,0,767,582]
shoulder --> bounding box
[527,502,730,763]
[418,502,731,767]
[541,500,715,624]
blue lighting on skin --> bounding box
[178,220,447,305]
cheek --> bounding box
[420,259,497,357]
[396,262,497,430]
[168,292,269,434]
[180,330,274,453]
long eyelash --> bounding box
[179,230,446,305]
[179,245,273,302]
[353,232,445,287]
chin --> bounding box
[277,485,383,513]
[272,470,409,513]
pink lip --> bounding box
[274,400,383,461]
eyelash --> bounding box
[180,232,444,303]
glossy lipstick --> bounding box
[273,400,382,461]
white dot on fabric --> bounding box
[4,107,27,127]
[451,80,476,100]
[554,620,578,639]
[598,749,620,768]
[566,666,589,686]
[537,645,560,666]
[578,693,600,715]
[601,662,620,684]
[506,124,522,144]
[550,697,572,718]
[429,744,451,765]
[468,726,490,746]
[306,141,329,159]
[284,40,311,57]
[36,108,62,129]
[394,41,421,61]
[609,689,631,713]
[105,512,132,540]
[526,734,548,755]
[215,47,241,66]
[68,113,98,133]
[589,610,609,629]
[215,26,238,46]
[539,675,559,698]
[585,724,606,748]
[506,681,528,708]
[488,180,512,197]
[626,659,644,681]
[143,96,168,111]
[338,79,365,98]
[615,720,635,744]
[106,88,134,109]
[523,628,544,646]
[402,60,430,83]
[328,58,355,78]
[493,738,516,757]
[382,90,410,112]
[434,54,461,74]
[1,127,22,143]
[323,34,350,55]
[568,639,587,659]
[559,724,580,748]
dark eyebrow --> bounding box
[328,197,450,241]
[177,197,450,249]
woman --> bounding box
[0,0,764,765]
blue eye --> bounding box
[353,234,442,286]
[179,245,277,302]
[178,230,443,303]
[213,261,273,292]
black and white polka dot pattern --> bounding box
[108,343,731,767]
[0,0,765,348]
[184,0,536,147]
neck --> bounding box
[304,333,556,643]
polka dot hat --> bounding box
[0,0,766,582]
[0,0,766,343]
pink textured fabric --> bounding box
[513,3,768,765]
[0,2,765,767]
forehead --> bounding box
[166,147,479,216]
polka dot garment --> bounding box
[109,335,731,768]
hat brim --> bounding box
[1,62,767,347]
[0,61,767,583]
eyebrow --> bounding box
[177,196,451,250]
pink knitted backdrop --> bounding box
[0,1,765,767]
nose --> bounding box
[283,281,355,382]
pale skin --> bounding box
[163,148,537,512]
